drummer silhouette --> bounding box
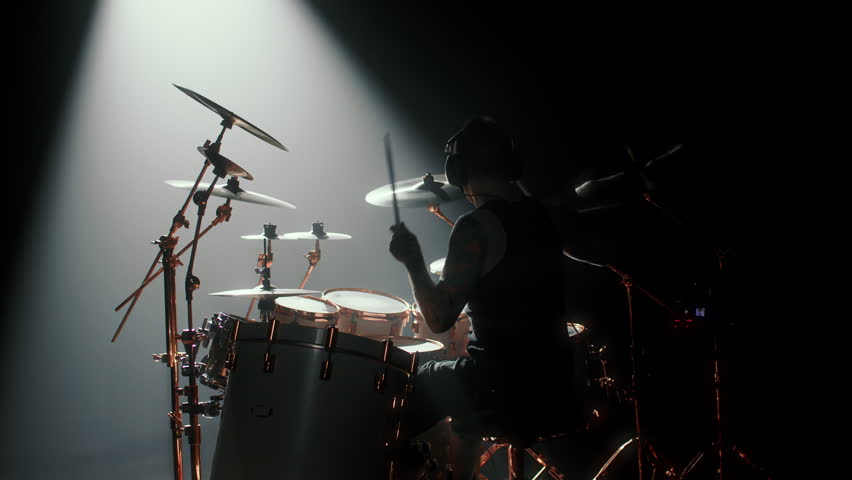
[390,116,579,476]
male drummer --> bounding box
[389,117,578,472]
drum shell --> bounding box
[273,295,339,329]
[411,303,471,361]
[211,322,415,480]
[323,288,410,337]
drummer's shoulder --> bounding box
[452,209,503,239]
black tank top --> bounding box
[464,196,569,363]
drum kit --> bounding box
[111,84,762,480]
[111,84,497,480]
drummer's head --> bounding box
[444,116,522,192]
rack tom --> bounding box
[322,288,410,337]
[273,295,339,328]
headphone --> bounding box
[444,116,522,188]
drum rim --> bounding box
[365,335,444,353]
[233,322,416,373]
[322,287,411,317]
[274,295,340,319]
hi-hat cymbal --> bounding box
[173,84,289,152]
[165,180,296,208]
[366,173,463,208]
[280,231,352,240]
[429,258,446,276]
[209,285,321,299]
[243,221,351,240]
[197,145,253,180]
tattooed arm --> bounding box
[390,215,486,333]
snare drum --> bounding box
[274,295,339,328]
[198,312,246,392]
[211,323,416,480]
[411,302,472,361]
[322,288,410,337]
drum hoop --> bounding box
[322,287,411,317]
[274,296,340,320]
[366,336,445,353]
[233,338,414,373]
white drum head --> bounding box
[324,289,408,315]
[370,336,444,353]
[275,295,338,314]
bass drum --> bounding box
[210,322,416,480]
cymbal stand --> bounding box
[245,223,277,320]
[115,118,236,480]
[179,132,241,480]
[594,263,679,480]
[638,192,769,480]
[298,222,328,289]
[426,203,455,227]
[112,200,233,340]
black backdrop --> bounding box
[17,2,795,478]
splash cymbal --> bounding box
[197,145,253,180]
[174,84,289,152]
[165,180,296,208]
[366,173,463,208]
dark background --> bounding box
[14,2,798,478]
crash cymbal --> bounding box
[209,285,321,299]
[429,258,446,276]
[366,173,464,208]
[197,145,253,180]
[165,180,296,208]
[173,84,289,152]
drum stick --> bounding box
[383,133,401,226]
